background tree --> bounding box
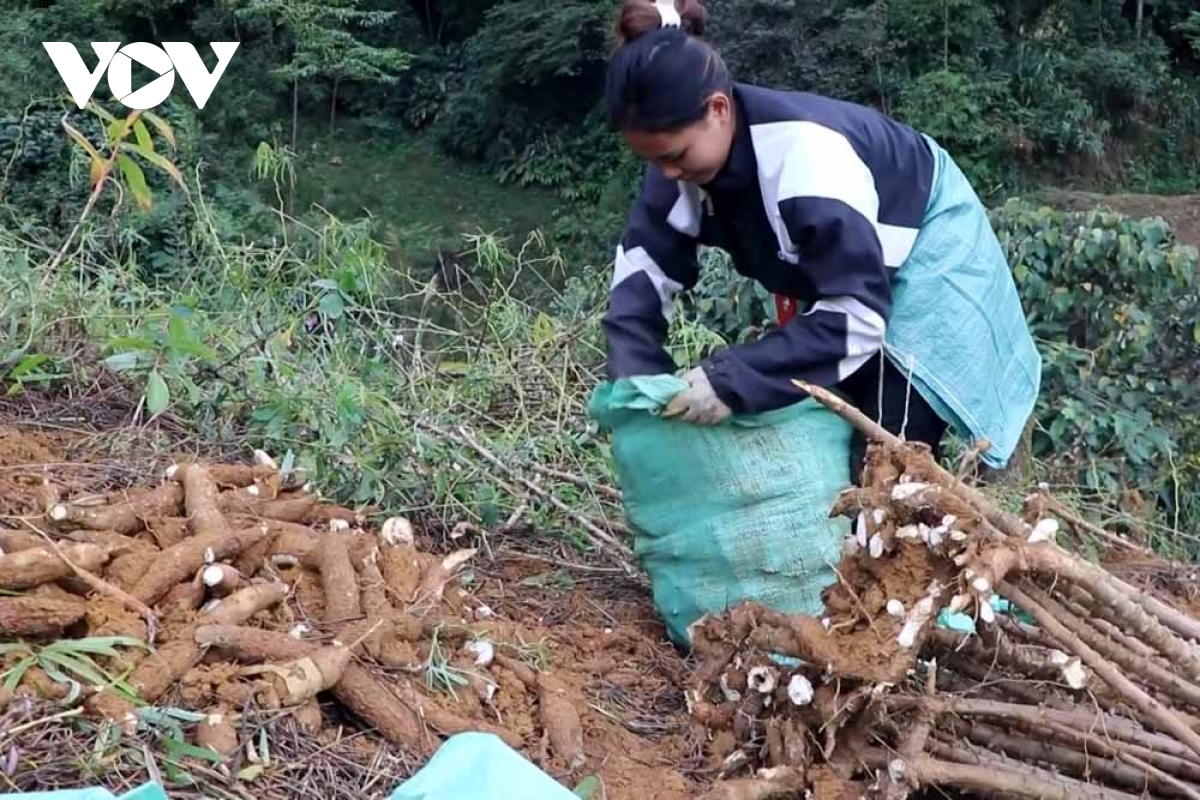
[236,0,413,143]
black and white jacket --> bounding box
[603,82,936,415]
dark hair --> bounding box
[604,0,731,132]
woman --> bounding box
[601,0,1042,479]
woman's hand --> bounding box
[663,365,732,424]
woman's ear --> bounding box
[707,92,732,124]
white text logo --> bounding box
[42,42,239,110]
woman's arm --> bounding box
[701,128,892,414]
[602,168,703,379]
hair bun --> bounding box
[616,0,708,43]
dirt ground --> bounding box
[1033,188,1200,248]
[0,416,704,799]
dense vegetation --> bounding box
[1,0,1199,553]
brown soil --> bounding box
[1034,189,1200,248]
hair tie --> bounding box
[654,0,681,28]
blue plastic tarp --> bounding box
[389,732,577,800]
[2,784,166,799]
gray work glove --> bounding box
[663,365,732,425]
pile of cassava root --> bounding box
[686,383,1200,800]
[0,449,610,778]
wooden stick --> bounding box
[1041,493,1154,556]
[861,747,1142,800]
[888,695,1200,763]
[1022,582,1200,709]
[1001,580,1200,759]
[419,421,634,564]
[961,721,1200,799]
[529,464,622,501]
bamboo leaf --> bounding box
[3,657,36,691]
[125,143,186,190]
[40,650,108,686]
[89,156,105,189]
[163,735,225,764]
[47,636,147,656]
[63,122,101,163]
[107,118,131,145]
[141,111,176,149]
[86,102,118,124]
[118,154,152,210]
[134,120,154,154]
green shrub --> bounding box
[992,200,1200,528]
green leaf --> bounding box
[107,118,132,144]
[319,291,345,320]
[165,315,216,360]
[108,335,158,351]
[141,111,176,149]
[573,776,602,799]
[39,650,108,686]
[164,736,226,764]
[118,154,152,210]
[3,656,36,691]
[9,353,50,379]
[133,119,154,154]
[146,369,169,416]
[103,352,146,372]
[237,764,265,782]
[125,143,185,189]
[48,636,148,655]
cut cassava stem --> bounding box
[48,483,183,535]
[959,721,1199,799]
[888,695,1200,764]
[808,380,1200,653]
[861,747,1142,800]
[879,659,938,800]
[930,628,1080,686]
[131,524,269,605]
[1020,582,1200,708]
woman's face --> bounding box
[622,92,734,185]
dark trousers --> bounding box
[836,352,948,485]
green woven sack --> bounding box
[588,375,853,646]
